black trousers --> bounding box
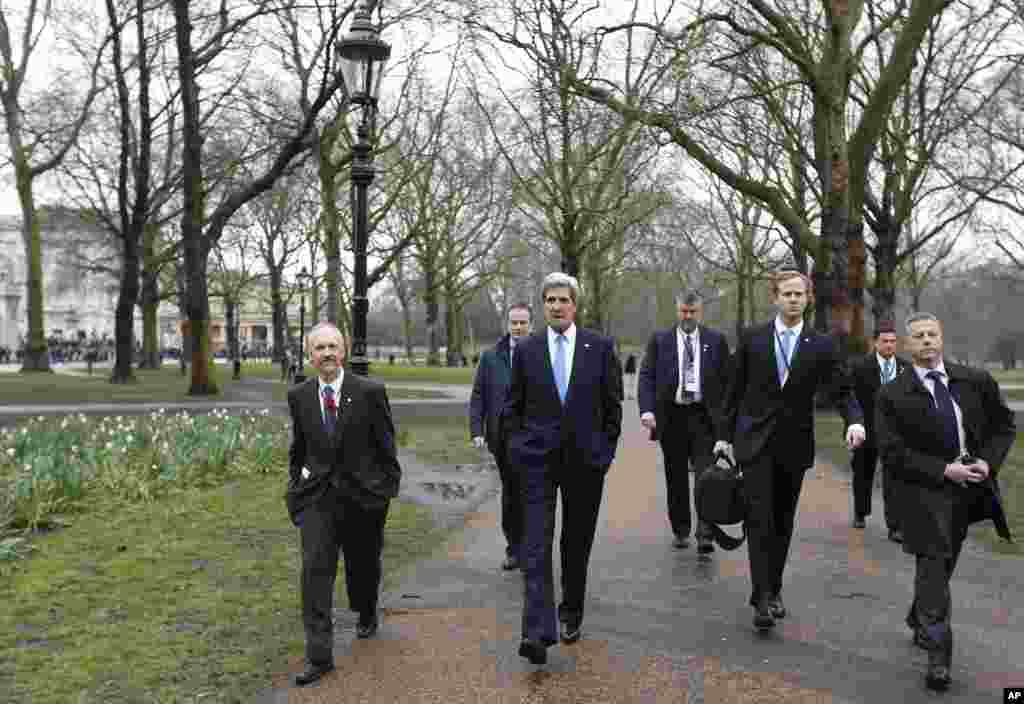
[909,511,970,666]
[300,485,389,665]
[850,445,899,529]
[659,403,714,539]
[743,449,806,605]
[520,452,606,645]
[493,440,523,559]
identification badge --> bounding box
[684,366,698,391]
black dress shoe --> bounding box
[753,599,776,631]
[925,663,951,691]
[697,536,715,554]
[560,620,582,644]
[294,662,335,686]
[768,594,787,619]
[518,639,547,665]
[356,612,378,639]
[888,528,904,543]
[502,555,521,570]
[852,516,866,529]
[672,535,690,549]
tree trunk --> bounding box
[445,305,459,367]
[424,268,440,367]
[14,167,51,372]
[110,226,140,383]
[173,0,216,395]
[138,224,161,370]
[869,222,900,326]
[270,269,287,363]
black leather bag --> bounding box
[695,451,746,550]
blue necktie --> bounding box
[776,330,793,385]
[926,371,959,458]
[322,386,337,434]
[882,358,894,384]
[553,334,568,404]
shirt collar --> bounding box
[548,323,576,343]
[318,371,344,396]
[913,360,946,384]
[774,316,803,338]
[876,352,894,368]
[677,324,699,340]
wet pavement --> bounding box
[256,397,1024,703]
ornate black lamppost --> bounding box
[295,266,309,384]
[336,0,390,376]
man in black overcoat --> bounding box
[876,312,1015,691]
[470,302,532,569]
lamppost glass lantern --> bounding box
[336,3,391,107]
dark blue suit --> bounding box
[469,335,522,559]
[638,324,731,538]
[718,320,862,605]
[503,326,623,644]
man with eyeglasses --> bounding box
[285,322,402,686]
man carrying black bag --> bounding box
[714,270,865,632]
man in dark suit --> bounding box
[715,270,865,631]
[470,302,532,570]
[875,312,1015,691]
[638,290,731,554]
[849,320,909,539]
[503,272,623,665]
[285,323,402,686]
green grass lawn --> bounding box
[991,368,1024,385]
[0,367,448,406]
[0,412,471,703]
[814,412,1023,557]
[0,367,236,404]
[242,361,476,385]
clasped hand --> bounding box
[944,459,989,487]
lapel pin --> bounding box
[584,343,590,349]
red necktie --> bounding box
[322,386,337,433]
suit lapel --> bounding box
[696,326,708,389]
[305,379,332,448]
[334,374,358,440]
[667,327,680,388]
[760,323,783,390]
[540,331,560,403]
[564,329,587,406]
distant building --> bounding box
[0,212,313,356]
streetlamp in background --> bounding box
[295,266,309,384]
[336,0,390,377]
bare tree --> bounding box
[0,1,107,371]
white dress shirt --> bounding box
[913,361,966,455]
[876,352,896,384]
[317,371,344,424]
[547,323,576,390]
[675,326,702,404]
[774,316,804,387]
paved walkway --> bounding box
[256,397,1023,703]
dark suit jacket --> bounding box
[502,327,623,472]
[285,373,402,526]
[875,361,1016,556]
[469,335,513,452]
[850,352,910,448]
[637,324,731,441]
[717,320,863,468]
